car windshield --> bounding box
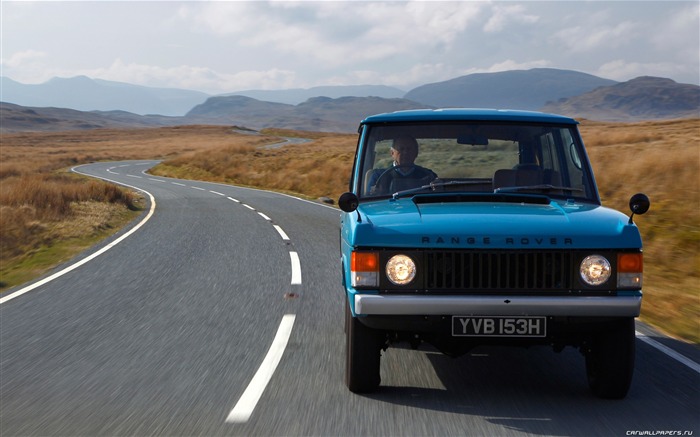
[358,122,597,202]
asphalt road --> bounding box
[1,161,698,436]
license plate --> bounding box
[452,316,547,337]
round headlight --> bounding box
[580,255,611,286]
[386,254,416,285]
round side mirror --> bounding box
[338,192,359,213]
[629,193,650,216]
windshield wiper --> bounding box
[494,184,584,194]
[391,180,489,200]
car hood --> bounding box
[348,196,642,249]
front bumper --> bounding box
[354,294,641,317]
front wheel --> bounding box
[345,300,383,393]
[585,318,636,399]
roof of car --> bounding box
[360,108,579,125]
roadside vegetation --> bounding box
[1,120,697,343]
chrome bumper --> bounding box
[354,294,641,317]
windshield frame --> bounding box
[354,120,600,205]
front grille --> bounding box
[425,250,573,291]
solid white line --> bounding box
[227,197,240,203]
[257,212,271,221]
[226,314,296,423]
[0,169,157,305]
[289,252,302,285]
[210,190,225,196]
[243,204,255,211]
[273,225,290,241]
[636,331,700,374]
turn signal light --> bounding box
[618,253,643,289]
[351,251,379,287]
[618,253,643,272]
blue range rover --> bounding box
[338,109,649,399]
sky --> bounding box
[2,1,699,94]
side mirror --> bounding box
[629,193,650,224]
[338,192,359,213]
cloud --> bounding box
[177,1,485,67]
[651,4,700,61]
[483,4,539,33]
[553,20,639,53]
[597,60,697,83]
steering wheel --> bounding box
[372,165,420,193]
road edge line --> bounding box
[0,164,157,305]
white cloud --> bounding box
[553,20,639,53]
[484,4,539,33]
[1,1,697,92]
[597,60,696,83]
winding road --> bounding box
[1,161,698,436]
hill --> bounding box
[185,95,429,131]
[541,77,700,121]
[0,102,182,132]
[228,85,405,105]
[0,76,210,116]
[404,68,617,110]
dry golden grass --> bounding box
[1,120,698,342]
[580,119,700,341]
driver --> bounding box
[368,136,437,195]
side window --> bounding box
[560,129,585,190]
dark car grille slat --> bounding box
[425,251,572,291]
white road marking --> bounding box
[191,186,205,191]
[273,225,290,241]
[1,169,157,305]
[289,252,302,285]
[172,182,186,186]
[636,331,700,374]
[227,197,240,203]
[243,204,255,211]
[210,190,225,196]
[226,314,296,423]
[257,212,271,221]
[148,178,165,182]
[127,174,142,179]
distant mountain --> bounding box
[0,102,182,132]
[2,69,697,132]
[404,68,617,110]
[1,76,210,116]
[228,85,405,105]
[541,76,700,121]
[185,95,428,131]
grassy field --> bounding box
[1,120,698,342]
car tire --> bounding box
[585,318,636,399]
[345,300,382,393]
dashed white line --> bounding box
[257,212,271,221]
[227,197,240,203]
[226,314,296,424]
[289,252,302,285]
[148,178,165,182]
[191,186,206,191]
[210,190,225,196]
[273,225,290,241]
[127,174,142,179]
[243,204,255,211]
[172,182,186,186]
